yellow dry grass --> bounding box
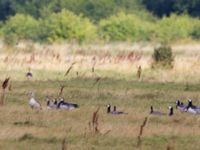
[0,42,200,149]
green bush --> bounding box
[152,44,174,68]
[191,21,200,39]
[99,12,154,42]
[38,9,97,43]
[0,21,3,36]
[155,14,194,43]
[2,14,39,45]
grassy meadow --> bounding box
[1,42,200,149]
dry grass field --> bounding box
[1,42,200,149]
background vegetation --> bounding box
[1,0,200,44]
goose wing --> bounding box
[29,98,41,109]
[177,105,187,112]
[111,111,128,115]
[58,102,79,110]
[186,107,197,114]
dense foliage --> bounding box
[0,0,146,21]
[2,14,39,44]
[155,15,195,43]
[0,0,199,21]
[1,0,200,44]
[37,10,97,43]
[99,12,154,42]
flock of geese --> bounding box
[176,99,200,114]
[28,92,79,110]
[25,68,200,116]
[28,91,200,116]
[149,99,200,116]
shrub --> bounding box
[2,14,39,45]
[0,21,3,35]
[38,9,97,43]
[99,12,154,42]
[191,21,200,39]
[152,44,174,68]
[155,14,194,43]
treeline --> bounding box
[1,0,200,44]
[142,0,200,17]
[1,0,200,22]
[1,11,200,44]
[0,0,146,21]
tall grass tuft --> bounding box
[0,77,10,106]
[92,56,96,73]
[62,138,67,150]
[59,85,65,97]
[166,145,173,150]
[18,133,35,141]
[137,65,142,80]
[2,77,10,89]
[28,53,35,64]
[93,77,101,95]
[184,82,190,91]
[91,107,100,134]
[64,62,76,76]
[93,77,101,86]
[137,116,148,148]
[8,83,12,91]
[152,45,174,69]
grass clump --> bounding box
[18,133,35,141]
[152,44,174,69]
[13,120,34,126]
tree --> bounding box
[37,9,97,43]
[141,0,175,17]
[155,14,194,43]
[99,12,154,41]
[173,0,200,17]
[0,0,16,20]
[142,0,200,17]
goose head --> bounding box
[176,100,180,108]
[150,106,153,113]
[188,99,193,107]
[169,106,173,116]
[59,97,64,103]
[176,100,180,105]
[47,100,50,106]
[107,104,111,113]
